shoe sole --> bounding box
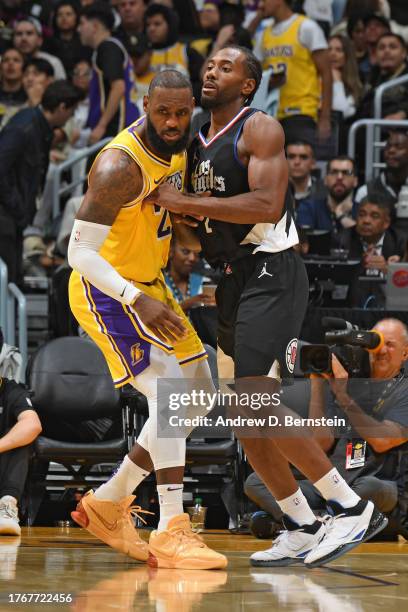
[0,527,21,536]
[147,551,228,570]
[250,556,304,568]
[305,510,388,568]
[71,502,148,563]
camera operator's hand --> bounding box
[329,355,349,400]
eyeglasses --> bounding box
[327,169,355,177]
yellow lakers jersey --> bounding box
[150,42,189,77]
[94,117,186,283]
[261,15,321,121]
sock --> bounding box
[157,484,184,532]
[277,488,316,526]
[94,456,150,501]
[313,468,360,509]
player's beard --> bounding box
[146,115,190,156]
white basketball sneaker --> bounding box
[0,496,21,536]
[250,516,326,567]
[304,499,388,568]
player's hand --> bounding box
[131,293,187,344]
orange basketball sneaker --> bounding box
[148,514,228,570]
[71,490,150,562]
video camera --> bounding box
[300,317,384,377]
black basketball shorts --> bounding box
[215,248,308,379]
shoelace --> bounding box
[0,502,17,520]
[173,526,206,547]
[320,513,346,536]
[126,505,154,526]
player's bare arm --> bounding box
[146,113,288,224]
[77,148,143,223]
[69,149,186,343]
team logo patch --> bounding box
[130,343,144,366]
[74,230,80,241]
[285,338,298,374]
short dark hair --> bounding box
[81,1,115,32]
[24,57,54,77]
[286,140,315,156]
[41,79,82,111]
[358,193,393,215]
[377,32,407,50]
[148,69,192,96]
[327,155,357,175]
[221,44,262,105]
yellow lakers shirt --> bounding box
[95,116,186,282]
[260,15,321,121]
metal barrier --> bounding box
[348,118,408,181]
[374,74,408,119]
[52,137,111,219]
[7,283,27,378]
[0,257,7,337]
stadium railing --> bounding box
[348,118,408,182]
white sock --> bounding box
[313,468,360,509]
[94,456,150,501]
[157,484,184,532]
[277,488,316,526]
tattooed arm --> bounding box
[68,149,187,343]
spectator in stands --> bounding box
[79,2,139,144]
[193,1,253,59]
[257,0,332,146]
[361,12,391,79]
[357,33,408,122]
[286,141,325,210]
[245,317,408,534]
[345,13,369,80]
[328,34,363,121]
[0,47,27,128]
[22,57,54,107]
[115,0,147,57]
[0,80,81,285]
[44,1,91,77]
[12,17,66,80]
[355,130,408,232]
[144,3,204,101]
[297,156,358,242]
[128,35,153,110]
[0,375,42,535]
[340,195,406,306]
[164,237,214,314]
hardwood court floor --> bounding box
[0,528,407,611]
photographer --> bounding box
[245,318,408,534]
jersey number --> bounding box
[154,204,172,239]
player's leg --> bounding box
[233,250,387,566]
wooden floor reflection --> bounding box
[0,528,407,611]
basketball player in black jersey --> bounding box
[147,47,387,567]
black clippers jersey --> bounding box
[188,107,297,266]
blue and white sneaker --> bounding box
[304,499,388,568]
[250,516,326,567]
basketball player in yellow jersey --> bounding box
[67,70,227,570]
